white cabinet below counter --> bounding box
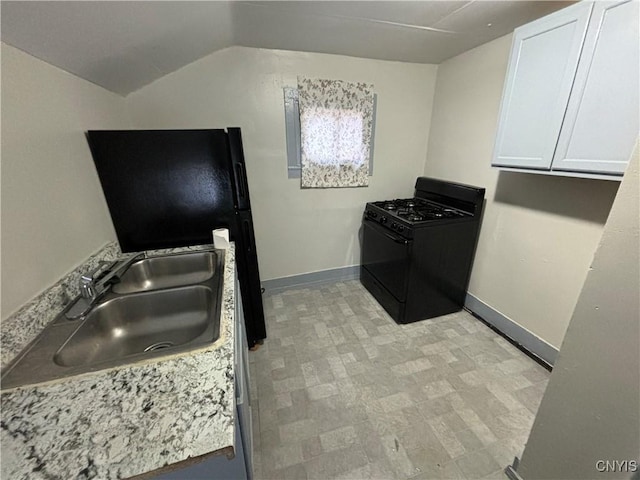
[492,0,639,180]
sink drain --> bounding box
[144,341,175,352]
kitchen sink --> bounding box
[112,252,217,294]
[54,286,215,368]
[1,249,224,391]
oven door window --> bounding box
[362,220,412,302]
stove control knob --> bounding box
[380,216,387,224]
[369,211,377,218]
[391,222,397,229]
[397,225,404,232]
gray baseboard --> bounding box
[262,266,360,294]
[464,293,558,367]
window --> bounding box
[284,80,377,187]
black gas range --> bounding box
[360,177,485,324]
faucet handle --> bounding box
[79,261,112,299]
[79,282,96,299]
[80,261,110,282]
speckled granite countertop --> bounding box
[1,245,237,480]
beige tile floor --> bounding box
[248,280,549,479]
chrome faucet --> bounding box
[66,253,145,319]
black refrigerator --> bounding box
[86,128,267,347]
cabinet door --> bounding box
[492,2,592,169]
[235,276,253,479]
[552,0,639,175]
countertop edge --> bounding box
[127,446,235,480]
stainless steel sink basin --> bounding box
[1,249,224,391]
[54,286,216,368]
[112,252,217,294]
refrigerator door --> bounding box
[228,128,251,211]
[87,130,236,252]
[227,128,267,345]
[233,210,267,344]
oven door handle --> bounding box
[383,230,409,245]
[364,218,410,245]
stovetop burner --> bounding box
[372,198,467,224]
[404,213,424,222]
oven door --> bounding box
[362,219,413,301]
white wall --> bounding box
[423,35,620,349]
[126,46,438,281]
[1,43,128,319]
[517,143,639,480]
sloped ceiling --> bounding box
[1,1,572,96]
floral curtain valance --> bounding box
[297,77,375,188]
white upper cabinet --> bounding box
[493,2,592,170]
[552,1,639,175]
[492,1,639,179]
